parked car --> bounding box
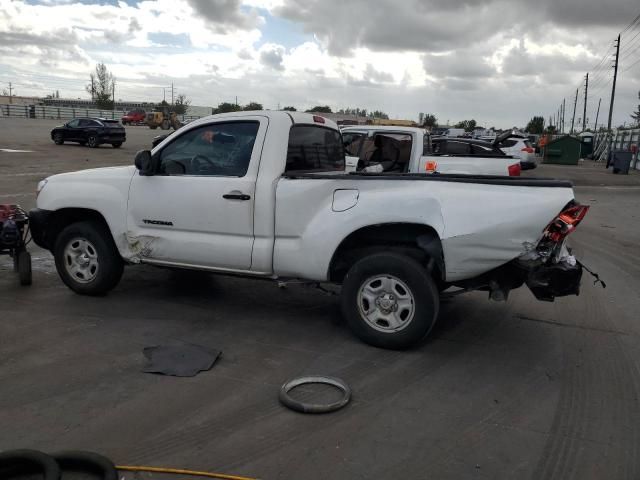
[50,118,126,148]
[121,109,146,125]
[342,126,521,176]
[496,133,537,170]
[31,111,588,349]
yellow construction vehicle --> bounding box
[146,106,182,130]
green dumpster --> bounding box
[544,135,581,165]
[579,132,594,158]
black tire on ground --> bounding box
[53,133,64,145]
[87,135,99,148]
[18,250,32,286]
[53,221,124,295]
[0,449,61,480]
[341,252,439,349]
[112,142,122,148]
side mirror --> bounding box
[134,150,155,176]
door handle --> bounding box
[223,192,251,201]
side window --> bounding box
[67,119,80,128]
[445,141,470,155]
[471,143,494,155]
[423,134,432,154]
[90,120,102,127]
[343,132,365,156]
[500,139,517,148]
[158,121,259,177]
[286,125,345,173]
[78,119,91,127]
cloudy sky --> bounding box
[1,0,640,127]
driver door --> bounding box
[64,119,80,141]
[127,117,268,270]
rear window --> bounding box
[286,125,345,173]
[500,139,518,148]
[445,141,470,155]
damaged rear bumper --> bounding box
[518,257,582,301]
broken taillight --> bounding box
[543,202,590,243]
[521,147,535,153]
[508,163,521,176]
[425,160,438,173]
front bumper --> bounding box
[28,208,54,250]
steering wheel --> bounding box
[191,154,218,174]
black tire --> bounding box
[0,449,61,480]
[87,135,99,148]
[53,451,118,480]
[18,250,32,286]
[53,132,64,145]
[341,252,439,349]
[53,221,124,295]
[112,142,122,148]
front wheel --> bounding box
[54,221,124,295]
[341,252,439,349]
[53,133,64,145]
[112,142,122,148]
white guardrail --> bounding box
[0,103,202,123]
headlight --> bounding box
[36,179,48,198]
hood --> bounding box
[47,165,136,182]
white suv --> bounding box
[498,136,537,170]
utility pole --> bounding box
[112,82,115,110]
[606,34,621,166]
[235,96,238,107]
[582,73,588,132]
[594,98,601,131]
[171,82,174,105]
[570,88,578,134]
[8,82,12,104]
[561,98,566,134]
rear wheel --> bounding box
[53,133,64,145]
[112,142,122,148]
[341,252,439,349]
[54,221,124,295]
[86,135,99,148]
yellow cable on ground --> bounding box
[116,465,258,480]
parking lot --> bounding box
[2,118,640,479]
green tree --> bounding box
[212,102,243,114]
[243,102,263,111]
[369,110,389,119]
[546,125,557,134]
[422,113,437,128]
[306,105,332,113]
[282,106,297,111]
[454,119,477,131]
[86,63,115,109]
[173,94,191,115]
[525,116,545,134]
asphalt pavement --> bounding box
[1,118,640,479]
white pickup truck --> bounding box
[342,126,521,176]
[30,111,588,349]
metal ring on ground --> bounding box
[279,375,351,414]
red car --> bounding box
[121,109,146,125]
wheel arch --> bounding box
[42,208,114,251]
[328,223,445,283]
